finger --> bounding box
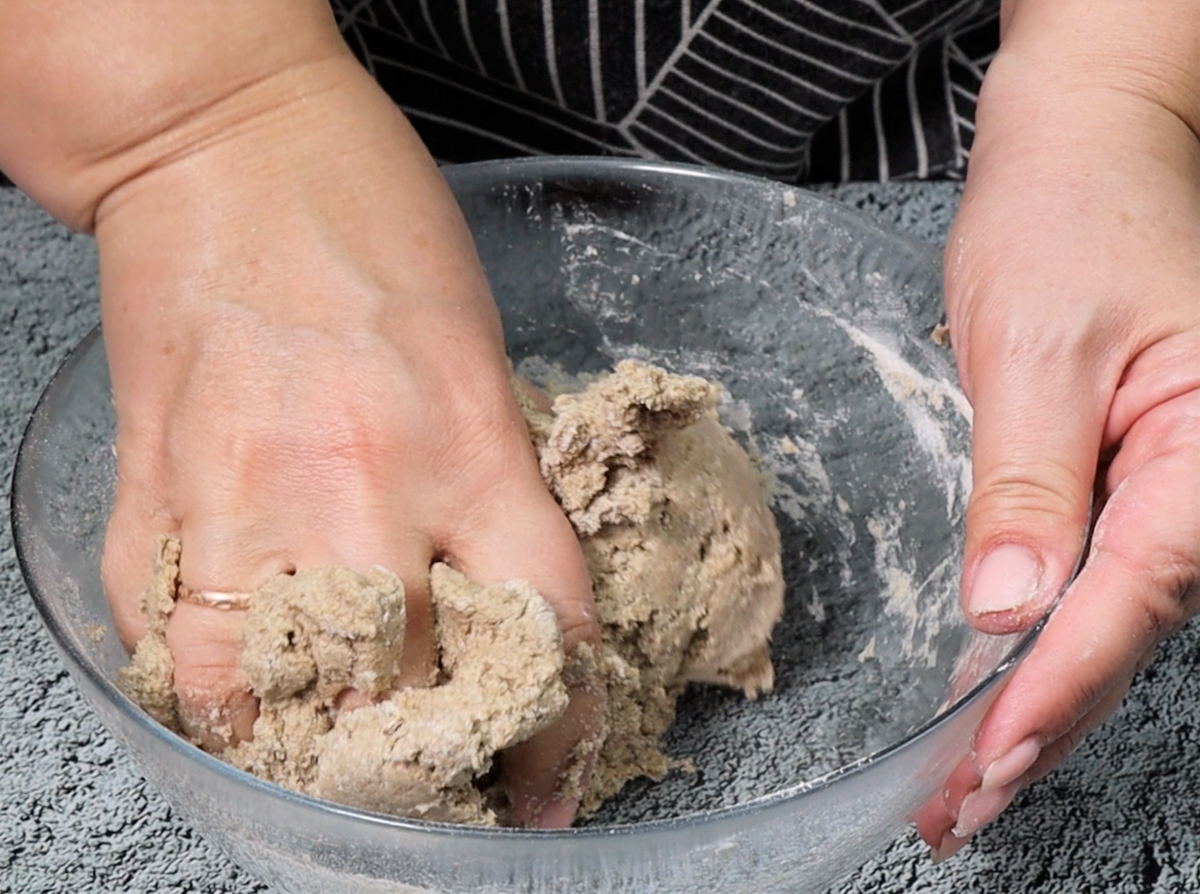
[446,478,603,829]
[101,468,177,652]
[102,450,272,749]
[168,515,296,751]
[925,392,1200,854]
[1105,331,1200,449]
[172,509,438,749]
[165,602,258,749]
[922,662,1138,861]
[966,402,1200,807]
[1014,664,1139,792]
[960,326,1111,633]
[913,755,980,849]
[301,524,438,689]
[956,664,1138,844]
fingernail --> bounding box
[930,830,970,864]
[968,544,1042,617]
[981,736,1041,793]
[952,782,1019,839]
[535,798,579,830]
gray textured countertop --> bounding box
[3,181,1198,894]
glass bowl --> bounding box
[12,158,1045,894]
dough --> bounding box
[526,361,785,812]
[235,564,569,823]
[121,360,785,824]
[118,536,182,731]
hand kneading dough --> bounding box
[121,360,785,824]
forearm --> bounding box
[995,0,1200,137]
[0,0,349,229]
[962,0,1200,233]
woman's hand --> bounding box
[918,0,1200,857]
[0,2,603,828]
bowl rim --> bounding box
[11,156,1060,841]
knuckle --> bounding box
[968,464,1086,533]
[951,271,1133,392]
[215,394,411,495]
[982,323,1115,395]
[438,401,545,518]
[1062,675,1106,725]
[1140,556,1198,636]
[444,387,532,473]
[1091,538,1200,640]
[557,606,602,653]
[300,412,405,472]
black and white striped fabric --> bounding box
[333,0,1000,182]
[0,1,998,190]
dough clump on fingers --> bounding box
[121,360,785,824]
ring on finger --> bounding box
[177,585,252,611]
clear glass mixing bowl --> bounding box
[12,158,1047,894]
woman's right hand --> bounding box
[0,2,604,828]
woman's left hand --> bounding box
[915,0,1200,857]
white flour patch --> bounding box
[558,221,677,325]
[562,221,680,260]
[805,587,827,623]
[778,302,973,535]
[867,514,959,668]
[719,396,754,435]
[857,636,877,662]
[834,317,972,515]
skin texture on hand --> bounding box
[919,0,1200,858]
[0,3,604,828]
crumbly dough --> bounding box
[118,536,182,732]
[525,361,785,812]
[233,564,569,823]
[121,360,785,824]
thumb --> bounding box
[960,332,1107,634]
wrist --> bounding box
[997,0,1200,140]
[970,7,1200,192]
[0,0,348,229]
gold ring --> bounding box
[177,585,252,611]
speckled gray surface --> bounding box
[2,180,1198,894]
